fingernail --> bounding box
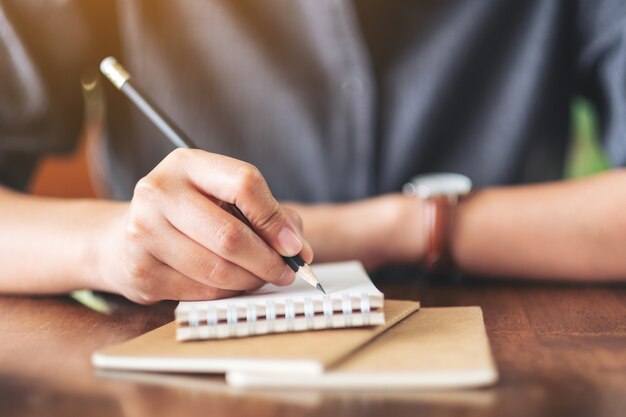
[278,227,302,256]
[278,266,295,285]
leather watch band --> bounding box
[422,196,454,272]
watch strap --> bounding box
[422,196,454,272]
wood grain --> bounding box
[1,281,624,417]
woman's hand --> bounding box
[96,149,313,304]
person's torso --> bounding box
[102,0,575,202]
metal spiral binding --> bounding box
[227,304,238,337]
[342,294,353,327]
[360,292,372,325]
[285,298,295,331]
[323,295,334,327]
[206,307,218,339]
[246,302,257,335]
[266,300,276,333]
[189,306,199,327]
[190,291,374,339]
[304,297,315,329]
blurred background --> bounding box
[30,83,610,199]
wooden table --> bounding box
[1,280,624,417]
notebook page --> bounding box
[175,261,383,323]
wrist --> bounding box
[81,201,129,293]
[284,196,427,269]
[367,194,426,267]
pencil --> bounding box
[100,56,325,294]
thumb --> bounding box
[243,200,304,257]
[283,207,314,264]
[219,164,305,257]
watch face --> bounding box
[403,173,472,198]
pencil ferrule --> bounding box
[100,56,130,90]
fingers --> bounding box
[144,217,266,291]
[187,192,296,285]
[124,254,241,304]
[161,149,307,257]
[132,178,295,286]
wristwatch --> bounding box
[403,173,472,272]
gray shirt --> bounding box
[1,0,626,202]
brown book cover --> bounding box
[92,300,419,375]
[228,307,498,389]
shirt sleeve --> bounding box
[575,0,626,167]
[0,1,117,191]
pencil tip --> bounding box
[296,264,326,293]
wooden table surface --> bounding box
[1,279,624,417]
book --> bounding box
[92,300,420,375]
[227,307,498,389]
[175,261,385,341]
[93,304,498,390]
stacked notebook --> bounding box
[175,261,385,341]
[93,261,498,389]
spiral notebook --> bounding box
[175,261,385,341]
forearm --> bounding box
[289,170,626,282]
[0,187,125,294]
[452,170,626,281]
[287,195,424,270]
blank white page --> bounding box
[175,261,384,322]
